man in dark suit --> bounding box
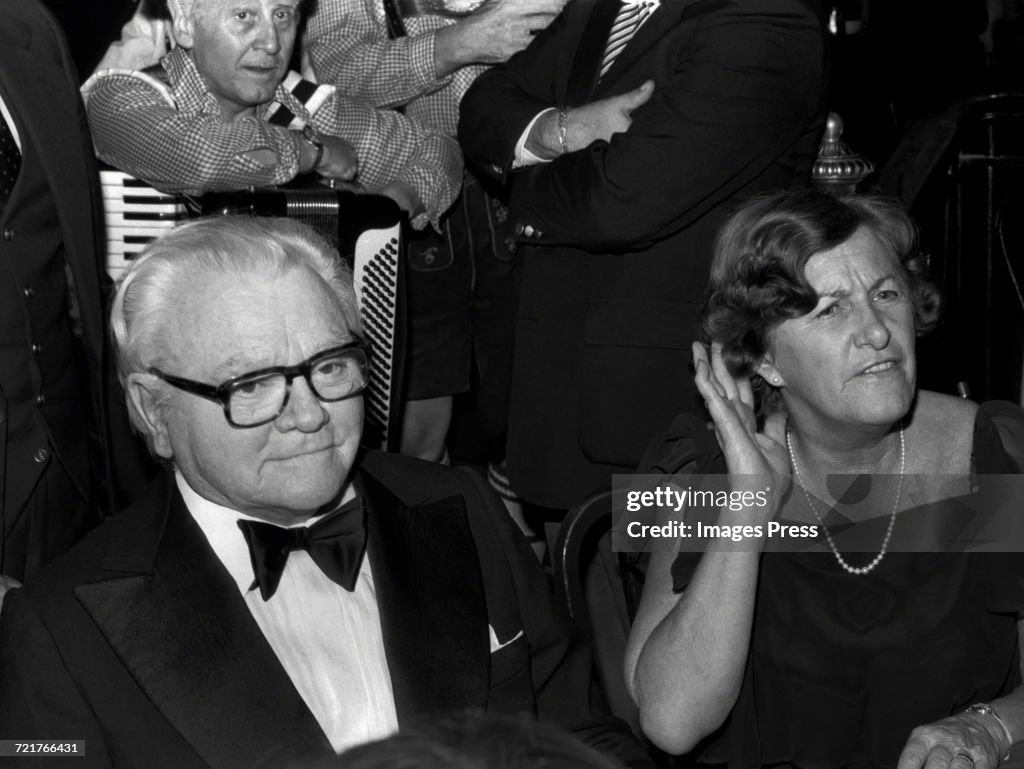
[0,217,651,769]
[0,0,143,591]
[458,0,829,510]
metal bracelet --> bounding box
[965,703,1014,761]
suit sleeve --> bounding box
[457,5,575,176]
[458,469,655,769]
[0,590,112,769]
[459,0,826,251]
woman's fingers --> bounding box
[898,717,1001,769]
[693,342,725,401]
[737,376,755,411]
[710,342,738,401]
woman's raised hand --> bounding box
[693,341,790,507]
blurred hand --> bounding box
[316,136,359,182]
[897,713,1009,769]
[435,0,566,75]
[92,5,173,73]
[693,341,789,506]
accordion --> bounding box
[100,168,405,451]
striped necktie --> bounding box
[599,0,660,80]
[0,114,21,216]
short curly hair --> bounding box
[702,188,940,381]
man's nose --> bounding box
[253,18,281,54]
[277,375,328,432]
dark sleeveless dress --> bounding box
[668,402,1024,769]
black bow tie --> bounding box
[237,496,366,600]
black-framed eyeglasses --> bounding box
[150,341,370,428]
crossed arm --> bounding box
[458,0,827,250]
[85,70,311,195]
[84,70,462,227]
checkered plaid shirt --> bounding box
[303,0,488,137]
[83,47,462,227]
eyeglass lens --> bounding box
[227,351,366,426]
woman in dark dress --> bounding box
[624,189,1024,769]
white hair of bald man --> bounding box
[110,215,362,436]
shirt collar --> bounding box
[175,470,361,597]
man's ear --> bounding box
[126,373,175,460]
[168,0,196,48]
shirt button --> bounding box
[31,343,42,355]
[2,228,13,241]
[24,286,34,299]
[36,393,46,406]
[33,448,49,463]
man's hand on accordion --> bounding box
[316,136,360,182]
[379,181,428,229]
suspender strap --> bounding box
[382,0,407,38]
[264,72,337,130]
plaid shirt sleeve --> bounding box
[313,91,463,229]
[83,68,303,195]
[303,0,451,110]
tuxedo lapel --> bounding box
[361,469,490,723]
[74,474,333,769]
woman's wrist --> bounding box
[964,704,1014,760]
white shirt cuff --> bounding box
[513,107,559,169]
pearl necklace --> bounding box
[786,426,905,576]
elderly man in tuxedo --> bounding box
[0,217,652,769]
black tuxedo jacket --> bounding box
[0,451,651,769]
[459,0,828,508]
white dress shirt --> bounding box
[177,471,399,754]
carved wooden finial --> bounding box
[812,112,876,196]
